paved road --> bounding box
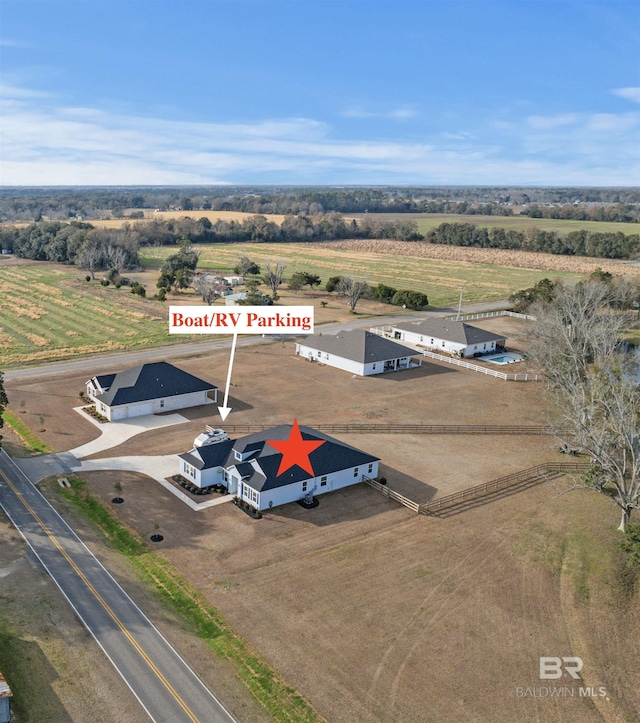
[0,448,235,723]
[4,300,510,381]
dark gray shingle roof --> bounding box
[229,424,379,492]
[393,318,506,345]
[299,329,416,364]
[95,361,216,407]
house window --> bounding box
[430,339,434,344]
[234,450,242,460]
[317,350,321,357]
[442,341,446,347]
[320,476,327,487]
[354,467,359,477]
[368,463,373,473]
[372,364,376,370]
[420,336,423,342]
[483,344,486,349]
[302,481,308,492]
[160,399,165,408]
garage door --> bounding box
[130,403,153,418]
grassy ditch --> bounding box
[58,476,322,723]
[2,409,52,453]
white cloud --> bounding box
[527,114,578,130]
[1,84,638,186]
[611,87,640,104]
[341,105,418,120]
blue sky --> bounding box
[1,0,639,186]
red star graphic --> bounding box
[267,420,326,477]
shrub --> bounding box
[131,282,146,297]
[85,275,91,282]
[157,288,167,301]
[391,290,429,309]
[100,279,110,287]
[325,275,342,293]
[114,281,122,289]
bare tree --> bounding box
[193,275,221,305]
[263,261,286,298]
[528,281,640,531]
[338,276,369,312]
[235,255,260,279]
[76,243,102,279]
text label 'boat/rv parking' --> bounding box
[169,306,314,334]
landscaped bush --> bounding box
[82,405,109,423]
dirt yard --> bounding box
[4,318,639,722]
[6,316,555,501]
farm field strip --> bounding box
[61,210,640,236]
[0,266,194,368]
[345,212,640,236]
[140,242,585,305]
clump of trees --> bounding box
[426,222,640,260]
[289,271,321,291]
[156,246,200,293]
[325,278,428,311]
[527,280,640,531]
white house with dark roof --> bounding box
[386,319,506,358]
[86,361,217,421]
[295,329,421,376]
[179,424,380,510]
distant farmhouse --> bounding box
[86,361,217,421]
[179,424,379,510]
[387,319,506,358]
[295,329,421,376]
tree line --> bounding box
[4,216,640,268]
[0,214,422,266]
[425,222,640,260]
[2,186,639,222]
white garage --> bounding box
[86,362,218,421]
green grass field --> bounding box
[346,212,640,236]
[0,265,185,368]
[141,242,586,307]
[1,250,588,368]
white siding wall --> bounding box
[296,343,366,376]
[392,328,501,358]
[107,389,215,420]
[244,460,379,511]
[181,459,225,488]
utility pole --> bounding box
[456,286,465,321]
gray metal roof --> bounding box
[392,318,506,345]
[299,329,417,364]
[94,362,216,407]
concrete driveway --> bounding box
[69,408,189,459]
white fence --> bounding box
[453,310,537,321]
[421,350,540,381]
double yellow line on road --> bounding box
[0,468,202,723]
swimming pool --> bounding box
[484,352,523,365]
